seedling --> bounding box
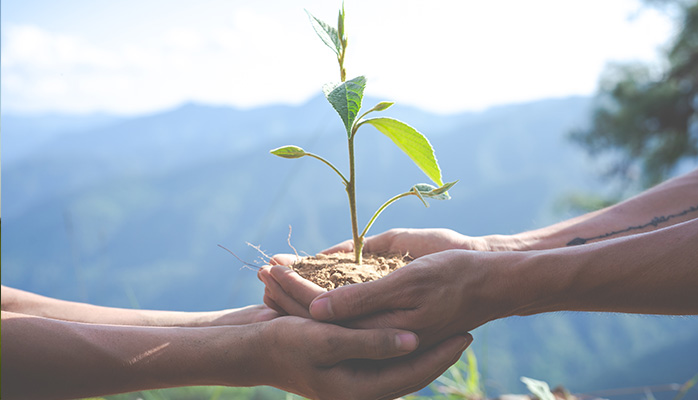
[271,4,456,264]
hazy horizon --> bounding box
[1,0,675,116]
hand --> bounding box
[323,228,491,258]
[264,250,517,349]
[258,229,486,316]
[257,316,473,400]
[258,254,324,317]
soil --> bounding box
[290,252,412,290]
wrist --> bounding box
[503,248,583,317]
[479,233,535,252]
[498,227,570,251]
[450,250,537,324]
[477,251,529,318]
[188,324,268,388]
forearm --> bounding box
[1,286,250,327]
[1,311,263,400]
[498,169,698,251]
[504,218,698,316]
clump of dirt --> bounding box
[291,252,411,290]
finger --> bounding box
[262,291,287,316]
[269,254,300,266]
[320,239,354,255]
[309,277,404,322]
[322,327,420,365]
[343,309,413,331]
[222,304,281,325]
[269,265,325,308]
[260,268,295,315]
[261,269,313,318]
[373,333,474,400]
[256,266,269,283]
[253,306,282,322]
[361,229,403,254]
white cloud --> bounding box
[0,0,675,115]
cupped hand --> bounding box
[258,229,488,317]
[311,250,510,349]
[258,316,473,400]
[258,254,325,318]
[322,228,490,258]
[264,250,516,349]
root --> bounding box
[218,226,304,271]
[246,242,273,265]
[217,244,261,271]
[287,225,300,260]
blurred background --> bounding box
[2,0,697,398]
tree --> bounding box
[571,0,698,189]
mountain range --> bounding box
[2,95,696,396]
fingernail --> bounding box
[310,297,333,320]
[395,333,419,352]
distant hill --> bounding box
[2,95,696,396]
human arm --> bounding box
[1,310,472,400]
[508,168,698,250]
[0,285,277,327]
[320,169,698,256]
[264,219,698,349]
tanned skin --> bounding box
[261,169,698,350]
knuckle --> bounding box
[366,330,394,358]
[324,334,344,355]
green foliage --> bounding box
[570,1,698,188]
[305,9,342,55]
[360,117,445,186]
[407,348,485,400]
[416,181,457,201]
[270,145,306,159]
[323,76,367,138]
[270,4,454,263]
[437,350,485,398]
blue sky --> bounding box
[1,0,676,115]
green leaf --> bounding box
[411,185,430,208]
[362,117,444,186]
[323,76,367,137]
[413,181,457,200]
[270,145,306,159]
[465,348,482,395]
[430,180,457,196]
[305,10,341,55]
[368,101,394,113]
[337,4,345,43]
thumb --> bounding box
[309,277,399,321]
[324,328,420,365]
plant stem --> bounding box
[346,135,363,264]
[306,153,349,186]
[338,52,346,82]
[360,191,414,239]
[338,35,346,82]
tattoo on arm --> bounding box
[567,204,698,246]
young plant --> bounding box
[271,4,456,264]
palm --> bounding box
[357,228,485,258]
